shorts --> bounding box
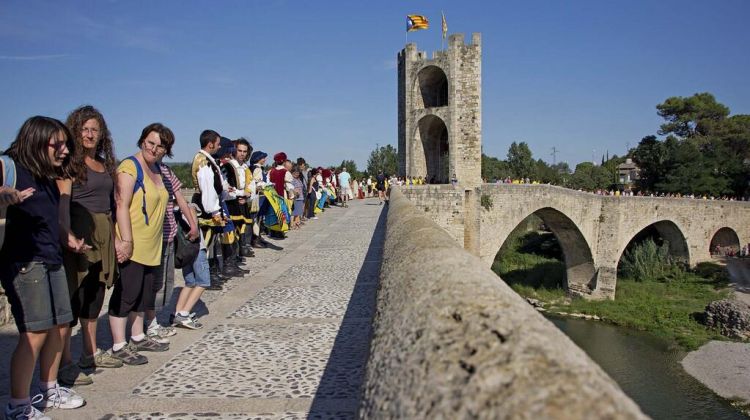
[182,249,210,288]
[340,187,352,196]
[377,184,385,192]
[0,261,73,333]
[69,262,106,325]
[151,240,175,312]
[108,260,157,317]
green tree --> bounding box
[633,93,750,197]
[338,159,362,179]
[481,153,510,181]
[534,159,562,184]
[169,162,193,187]
[507,141,535,178]
[568,162,612,191]
[657,92,729,138]
[366,144,398,176]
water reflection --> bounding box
[549,316,746,420]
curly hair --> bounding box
[65,105,116,184]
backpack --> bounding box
[0,155,16,189]
[125,156,150,225]
[158,162,199,268]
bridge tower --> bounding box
[398,33,482,186]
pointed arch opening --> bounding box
[416,65,448,108]
[492,208,596,296]
[414,115,449,184]
[710,227,741,257]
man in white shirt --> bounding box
[338,167,351,208]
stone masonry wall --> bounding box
[359,188,646,418]
[401,185,466,244]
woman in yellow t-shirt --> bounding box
[107,123,170,365]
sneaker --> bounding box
[79,348,123,369]
[57,363,92,386]
[111,343,148,365]
[147,320,177,337]
[131,336,169,352]
[35,384,85,409]
[173,313,203,330]
[5,397,50,419]
[147,324,175,343]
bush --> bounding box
[619,238,685,282]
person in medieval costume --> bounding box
[230,138,255,257]
[248,150,271,248]
[266,152,294,238]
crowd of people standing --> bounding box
[0,107,387,419]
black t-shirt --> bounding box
[0,161,62,266]
[376,174,386,188]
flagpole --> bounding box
[441,11,447,51]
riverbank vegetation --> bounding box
[494,223,731,350]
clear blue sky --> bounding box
[1,1,748,169]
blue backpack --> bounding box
[0,155,16,189]
[125,156,150,225]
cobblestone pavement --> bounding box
[0,198,385,419]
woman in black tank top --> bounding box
[57,106,121,386]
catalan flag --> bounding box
[441,12,448,40]
[406,14,429,32]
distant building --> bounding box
[617,158,639,189]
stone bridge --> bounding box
[402,183,750,299]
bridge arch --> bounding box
[617,220,690,270]
[414,65,448,108]
[709,227,741,256]
[493,207,596,295]
[412,115,449,183]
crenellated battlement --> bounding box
[397,33,482,186]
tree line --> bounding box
[482,93,749,198]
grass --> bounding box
[493,225,733,350]
[553,274,730,350]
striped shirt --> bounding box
[159,163,182,243]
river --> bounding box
[549,316,746,419]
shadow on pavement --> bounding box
[308,206,386,418]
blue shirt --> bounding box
[338,171,351,188]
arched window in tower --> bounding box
[417,65,448,108]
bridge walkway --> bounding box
[0,198,385,419]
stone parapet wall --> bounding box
[359,188,646,418]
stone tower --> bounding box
[398,33,482,186]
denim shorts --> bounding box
[0,262,73,333]
[182,249,210,288]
